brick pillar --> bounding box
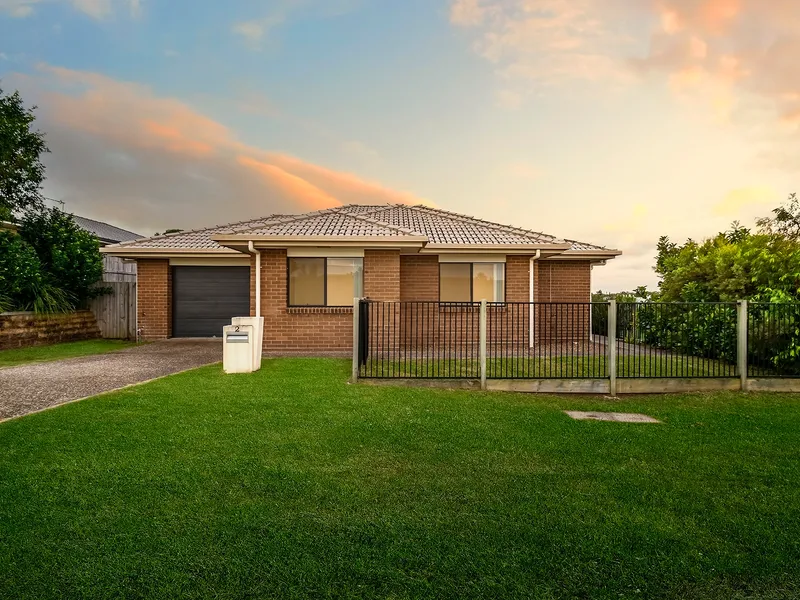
[364,250,400,358]
[137,259,171,340]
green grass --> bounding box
[363,355,735,379]
[1,359,799,599]
[0,339,137,368]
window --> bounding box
[439,263,505,302]
[288,257,363,306]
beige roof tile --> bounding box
[104,204,615,253]
[218,209,414,238]
[359,205,563,245]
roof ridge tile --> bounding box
[337,208,422,236]
[405,204,562,243]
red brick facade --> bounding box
[137,259,171,341]
[135,253,592,350]
[536,260,591,302]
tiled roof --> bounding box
[564,239,609,252]
[354,205,562,245]
[217,209,415,238]
[73,215,142,243]
[105,204,615,253]
[109,215,283,250]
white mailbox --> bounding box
[231,316,264,371]
[223,324,255,374]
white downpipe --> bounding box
[529,250,541,348]
[247,241,261,318]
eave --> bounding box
[540,249,623,262]
[100,247,244,259]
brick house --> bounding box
[103,205,621,352]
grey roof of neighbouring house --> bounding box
[104,204,618,255]
[73,215,143,244]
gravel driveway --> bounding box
[0,340,222,421]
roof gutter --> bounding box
[245,241,261,318]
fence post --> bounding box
[480,300,487,390]
[608,299,617,396]
[738,299,748,391]
[352,297,360,383]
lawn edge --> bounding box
[0,340,141,370]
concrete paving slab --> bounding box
[565,411,661,423]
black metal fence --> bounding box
[357,299,800,382]
[748,303,800,378]
[485,302,607,379]
[615,302,738,379]
[358,301,481,379]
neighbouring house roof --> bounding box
[103,204,621,261]
[72,215,143,244]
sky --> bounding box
[1,0,798,292]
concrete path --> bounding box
[0,340,222,422]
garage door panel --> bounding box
[173,266,250,337]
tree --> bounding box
[18,208,104,307]
[0,87,48,221]
[757,193,800,240]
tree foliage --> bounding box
[0,87,48,221]
[0,87,104,313]
[19,208,104,305]
[0,228,74,313]
[654,224,800,304]
[756,192,800,240]
[645,194,800,374]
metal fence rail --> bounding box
[356,299,800,388]
[615,302,738,379]
[358,301,481,379]
[748,303,800,378]
[486,302,607,379]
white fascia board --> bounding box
[438,254,507,263]
[287,247,366,258]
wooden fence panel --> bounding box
[102,255,137,282]
[89,282,136,339]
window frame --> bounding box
[286,256,363,308]
[438,262,506,303]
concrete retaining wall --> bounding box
[0,311,101,350]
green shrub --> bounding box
[18,208,103,307]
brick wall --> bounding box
[536,261,591,302]
[258,249,400,353]
[400,255,438,301]
[132,251,593,350]
[0,311,100,349]
[137,259,171,341]
[535,260,592,341]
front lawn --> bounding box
[0,339,137,368]
[1,359,798,599]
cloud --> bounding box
[0,0,140,19]
[0,0,37,16]
[232,16,285,48]
[713,186,778,217]
[450,0,485,27]
[5,65,426,235]
[232,0,362,49]
[449,0,635,93]
[450,1,800,167]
